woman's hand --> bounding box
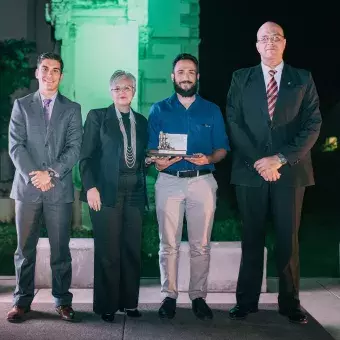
[87,187,101,211]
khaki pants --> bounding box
[155,172,217,300]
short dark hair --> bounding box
[172,53,199,73]
[37,52,64,73]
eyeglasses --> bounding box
[111,85,134,93]
[257,34,285,43]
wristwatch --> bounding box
[277,153,287,165]
[47,169,56,178]
[47,168,60,178]
[145,157,153,165]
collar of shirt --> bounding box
[261,61,284,90]
[169,92,201,109]
[39,91,58,113]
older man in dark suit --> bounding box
[226,22,322,324]
[7,53,82,323]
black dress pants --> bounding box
[235,183,305,311]
[90,173,144,314]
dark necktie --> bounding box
[43,98,52,125]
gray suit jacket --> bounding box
[9,91,83,203]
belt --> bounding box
[161,169,212,178]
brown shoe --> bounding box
[7,306,31,323]
[56,305,76,322]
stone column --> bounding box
[139,0,200,116]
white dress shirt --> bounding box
[261,61,284,90]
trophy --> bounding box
[148,131,193,157]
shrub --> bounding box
[0,39,35,148]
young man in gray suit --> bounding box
[7,53,82,323]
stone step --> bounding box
[0,198,14,223]
[35,238,94,288]
[178,241,267,293]
[35,239,267,292]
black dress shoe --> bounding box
[158,297,176,319]
[101,313,115,322]
[229,304,259,320]
[123,309,142,317]
[192,298,213,320]
[279,308,308,324]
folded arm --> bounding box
[49,105,83,180]
[79,110,100,192]
[226,72,261,166]
[278,73,322,166]
[8,100,38,184]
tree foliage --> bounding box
[0,39,36,148]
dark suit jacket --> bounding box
[79,104,148,207]
[9,91,83,203]
[226,63,322,187]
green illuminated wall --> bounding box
[74,21,139,115]
[46,0,199,119]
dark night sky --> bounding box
[199,1,340,118]
[198,1,340,209]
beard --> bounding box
[173,79,198,97]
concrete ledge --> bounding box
[35,239,267,292]
[35,238,94,288]
[178,241,267,292]
[0,198,14,223]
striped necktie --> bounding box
[267,69,278,120]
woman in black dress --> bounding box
[79,70,148,322]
